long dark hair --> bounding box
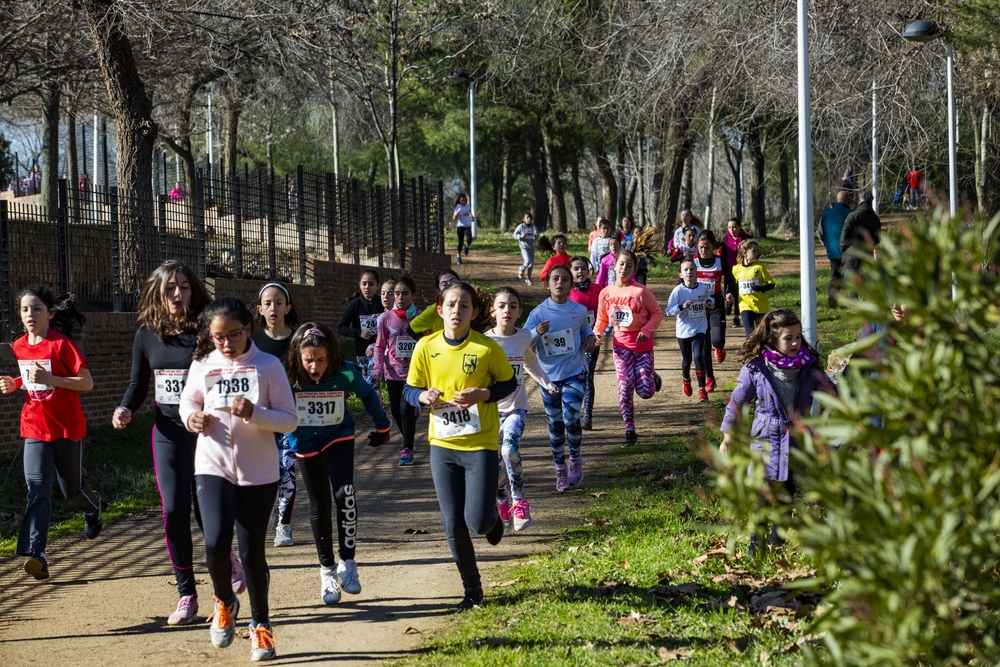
[136,260,209,339]
[286,322,344,388]
[18,285,85,338]
[346,268,381,303]
[741,309,819,364]
[193,296,254,360]
[252,282,301,331]
[441,281,493,334]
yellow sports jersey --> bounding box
[731,262,774,314]
[406,330,514,451]
[409,305,444,334]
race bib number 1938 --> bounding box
[205,366,259,409]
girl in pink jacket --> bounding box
[179,296,297,661]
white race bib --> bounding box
[296,391,344,427]
[395,337,416,359]
[432,402,481,438]
[18,359,52,392]
[205,366,259,409]
[586,311,595,328]
[612,305,634,327]
[359,315,379,332]
[508,355,525,386]
[154,369,188,405]
[697,275,716,286]
[541,328,575,356]
[689,300,707,318]
[739,279,759,295]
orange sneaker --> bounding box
[250,621,277,661]
[714,347,726,363]
[706,377,717,392]
[698,389,709,402]
[207,595,239,648]
[682,379,692,397]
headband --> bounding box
[259,282,290,301]
[304,328,325,338]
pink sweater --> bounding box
[594,283,664,352]
[569,283,603,329]
[373,308,420,381]
[179,341,297,485]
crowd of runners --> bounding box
[4,207,838,661]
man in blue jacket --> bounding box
[819,189,852,307]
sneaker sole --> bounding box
[23,560,48,580]
[273,539,294,547]
[323,592,342,605]
[167,614,199,626]
[210,599,239,648]
[251,649,277,661]
[513,518,532,532]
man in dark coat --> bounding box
[839,190,881,292]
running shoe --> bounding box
[485,514,504,545]
[321,566,342,605]
[580,418,593,431]
[207,595,239,648]
[497,497,513,530]
[568,455,584,486]
[733,317,741,328]
[23,555,48,580]
[84,493,102,539]
[517,267,524,280]
[706,377,717,393]
[337,558,362,595]
[230,550,247,595]
[457,587,483,612]
[398,447,414,466]
[714,347,726,363]
[682,379,692,397]
[524,277,532,286]
[512,499,533,532]
[274,523,294,547]
[698,389,709,402]
[250,621,277,661]
[653,372,662,393]
[456,255,463,265]
[464,245,470,256]
[555,464,570,492]
[168,594,199,625]
[621,431,638,448]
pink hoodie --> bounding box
[373,308,421,381]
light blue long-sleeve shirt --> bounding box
[524,298,594,382]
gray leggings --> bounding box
[18,438,100,556]
[429,445,499,593]
[519,245,536,274]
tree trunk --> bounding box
[66,108,78,223]
[650,156,663,228]
[40,79,60,214]
[975,101,988,214]
[570,151,587,230]
[723,136,743,222]
[500,152,513,231]
[592,141,617,221]
[778,142,790,222]
[626,171,637,220]
[615,141,627,222]
[525,133,548,230]
[681,151,693,211]
[656,114,693,254]
[541,123,567,233]
[703,87,717,229]
[747,119,767,237]
[224,105,240,177]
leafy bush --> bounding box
[713,209,1000,665]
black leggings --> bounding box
[677,333,707,388]
[386,379,418,450]
[152,424,202,596]
[456,226,473,254]
[298,442,357,567]
[430,446,499,593]
[581,349,599,421]
[702,292,725,379]
[741,310,763,338]
[196,475,276,623]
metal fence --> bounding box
[0,167,445,341]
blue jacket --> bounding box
[820,202,852,260]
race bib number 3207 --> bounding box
[205,366,259,409]
[432,402,481,439]
[296,391,345,427]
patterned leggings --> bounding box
[355,354,383,405]
[275,433,297,525]
[613,346,656,433]
[540,374,586,464]
[497,410,527,503]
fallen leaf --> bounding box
[617,560,630,569]
[403,528,429,535]
[759,649,772,665]
[403,627,421,634]
[616,610,654,626]
[590,492,609,498]
[692,547,730,564]
[658,646,694,660]
[708,595,741,611]
[729,634,752,654]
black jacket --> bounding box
[839,200,881,257]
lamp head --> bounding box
[448,70,470,81]
[903,20,943,43]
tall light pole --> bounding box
[206,86,214,200]
[872,77,878,213]
[797,0,818,347]
[449,71,477,238]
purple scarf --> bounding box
[762,346,815,370]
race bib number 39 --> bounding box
[205,366,259,409]
[508,355,525,386]
[542,328,575,356]
[154,369,188,405]
[18,359,53,392]
[432,402,481,439]
[395,337,416,359]
[296,391,344,427]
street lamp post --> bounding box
[449,71,477,238]
[796,0,818,347]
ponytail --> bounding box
[18,285,85,338]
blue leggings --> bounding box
[540,374,586,464]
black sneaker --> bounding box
[621,431,638,448]
[84,494,103,539]
[24,555,49,580]
[580,418,592,431]
[485,515,504,546]
[653,372,662,393]
[457,588,483,612]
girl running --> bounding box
[568,256,603,431]
[251,282,301,548]
[618,215,636,251]
[720,309,836,555]
[731,239,775,338]
[373,276,422,466]
[513,212,538,285]
[179,296,297,660]
[589,217,615,274]
[408,268,460,338]
[666,258,714,402]
[696,230,726,390]
[1,287,99,582]
[112,261,227,623]
[721,218,753,328]
[285,323,391,605]
[538,234,571,282]
[487,287,555,532]
[403,281,517,611]
[337,269,383,392]
[594,251,664,447]
[595,236,623,287]
[669,226,698,262]
[525,264,597,491]
[453,193,474,264]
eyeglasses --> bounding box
[210,327,246,343]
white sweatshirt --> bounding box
[666,282,713,339]
[486,327,554,413]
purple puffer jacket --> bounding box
[721,356,836,482]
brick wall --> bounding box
[0,252,451,453]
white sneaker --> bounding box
[321,566,341,605]
[337,558,362,595]
[274,523,294,547]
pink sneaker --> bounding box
[167,594,198,625]
[230,549,247,595]
[555,464,569,492]
[497,497,513,529]
[568,455,584,486]
[512,499,533,532]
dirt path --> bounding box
[0,247,749,666]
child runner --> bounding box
[568,256,603,431]
[285,323,391,605]
[721,218,753,328]
[453,193,474,264]
[525,264,597,491]
[1,287,99,581]
[513,212,538,285]
[594,251,664,447]
[337,269,383,393]
[595,236,623,287]
[665,258,714,402]
[731,239,775,338]
[408,268,460,338]
[618,215,636,251]
[373,276,422,466]
[538,234,571,282]
[403,281,517,611]
[251,282,301,548]
[487,287,556,532]
[113,261,226,623]
[179,296,297,661]
[695,229,726,390]
[720,309,836,555]
[589,217,615,274]
[669,226,698,262]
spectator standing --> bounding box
[819,190,853,307]
[839,191,881,293]
[905,168,923,210]
[169,181,187,204]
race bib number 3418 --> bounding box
[432,402,482,439]
[205,366,259,409]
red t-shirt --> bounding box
[538,253,571,281]
[11,329,88,441]
[906,170,922,190]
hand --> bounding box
[188,411,213,433]
[418,388,443,405]
[535,320,550,336]
[451,387,489,408]
[112,406,132,429]
[583,336,597,353]
[230,396,254,420]
[682,300,693,309]
[637,333,649,343]
[547,385,560,395]
[705,300,715,310]
[361,329,375,340]
[366,429,391,447]
[720,432,732,457]
[371,370,383,381]
[26,362,51,385]
[0,375,17,394]
[593,334,602,348]
[725,293,734,305]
